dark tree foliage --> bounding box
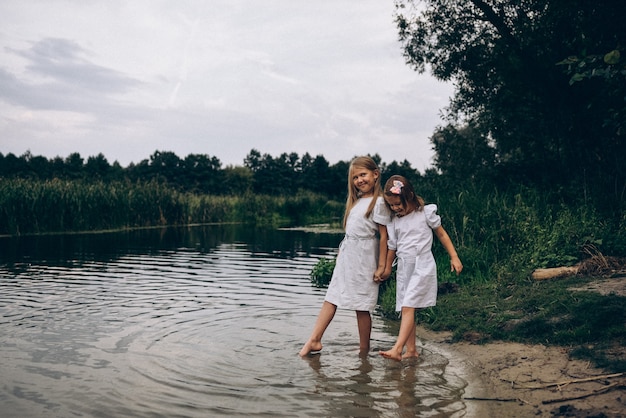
[64,152,85,180]
[85,153,115,180]
[244,150,291,195]
[431,123,496,185]
[243,149,354,199]
[327,160,351,200]
[182,153,223,194]
[381,159,422,189]
[395,0,626,208]
[222,165,253,195]
[0,153,25,177]
[148,150,183,185]
[299,153,332,195]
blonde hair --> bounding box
[343,156,383,228]
[383,174,425,212]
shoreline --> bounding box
[418,326,625,418]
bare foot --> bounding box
[299,340,322,357]
[379,348,403,361]
[402,350,420,360]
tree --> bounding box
[149,150,183,186]
[243,150,301,195]
[182,153,222,193]
[300,154,332,195]
[381,159,420,187]
[327,160,350,200]
[222,165,253,195]
[50,156,66,179]
[395,0,626,205]
[243,149,262,173]
[431,123,496,186]
[20,151,51,179]
[0,153,27,178]
[85,153,111,180]
[255,152,296,195]
[65,152,84,179]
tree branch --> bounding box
[469,0,520,50]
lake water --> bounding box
[0,225,475,417]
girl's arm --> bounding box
[434,225,463,275]
[374,223,389,282]
[381,248,396,281]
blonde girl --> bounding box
[299,156,392,357]
[379,175,463,361]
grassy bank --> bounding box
[313,257,626,373]
[310,187,626,372]
[421,271,626,370]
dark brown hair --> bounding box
[383,175,425,212]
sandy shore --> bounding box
[418,326,626,418]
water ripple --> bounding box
[0,230,470,417]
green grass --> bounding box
[311,257,626,371]
[422,274,626,371]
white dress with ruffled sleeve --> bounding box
[386,204,441,310]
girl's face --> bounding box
[385,194,410,217]
[351,166,378,197]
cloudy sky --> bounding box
[0,1,453,171]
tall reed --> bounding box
[0,179,344,235]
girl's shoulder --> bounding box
[423,203,438,213]
[423,204,441,228]
[372,195,392,224]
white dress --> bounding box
[387,204,441,311]
[324,196,391,311]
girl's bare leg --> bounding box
[356,310,372,356]
[402,323,419,359]
[299,301,337,356]
[379,306,415,361]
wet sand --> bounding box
[418,326,626,418]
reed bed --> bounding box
[0,179,344,235]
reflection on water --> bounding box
[0,225,470,417]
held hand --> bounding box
[373,267,392,283]
[450,256,463,276]
[373,267,385,283]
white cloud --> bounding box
[0,0,453,170]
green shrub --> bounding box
[309,257,335,288]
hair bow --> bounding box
[390,180,404,194]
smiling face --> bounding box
[351,166,379,197]
[384,194,408,217]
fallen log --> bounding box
[531,265,579,280]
